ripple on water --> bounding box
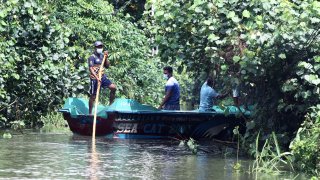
[0,133,307,180]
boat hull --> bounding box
[63,113,115,136]
[62,111,244,140]
[59,98,249,139]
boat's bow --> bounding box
[58,97,113,136]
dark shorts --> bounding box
[89,75,112,95]
[164,104,180,110]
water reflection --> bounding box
[89,140,99,180]
[0,132,306,180]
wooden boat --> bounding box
[59,98,250,139]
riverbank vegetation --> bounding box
[0,0,319,177]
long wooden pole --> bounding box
[92,54,107,139]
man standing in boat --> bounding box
[199,77,229,111]
[158,66,180,110]
[88,41,116,114]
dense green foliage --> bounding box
[144,0,320,175]
[290,105,320,176]
[0,0,162,127]
[0,0,77,126]
[110,0,146,21]
[0,0,319,175]
[144,0,320,140]
[53,0,164,104]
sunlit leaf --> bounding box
[12,73,20,80]
[203,20,211,25]
[208,34,219,42]
[155,10,164,17]
[195,7,202,13]
[279,54,286,59]
[227,11,236,19]
[0,11,7,18]
[1,21,7,26]
[24,2,31,8]
[242,10,251,18]
[221,65,227,71]
[233,56,241,63]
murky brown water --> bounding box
[0,130,305,179]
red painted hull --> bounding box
[63,113,116,136]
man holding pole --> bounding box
[88,41,116,114]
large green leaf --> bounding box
[242,10,250,18]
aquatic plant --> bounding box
[40,111,67,128]
[10,120,25,133]
[186,138,199,154]
[233,126,242,171]
[2,130,12,139]
[249,132,294,175]
[179,138,199,154]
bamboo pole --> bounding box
[92,54,107,139]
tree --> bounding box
[0,0,163,126]
[144,0,320,145]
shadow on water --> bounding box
[0,131,308,180]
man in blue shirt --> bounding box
[199,77,229,111]
[88,41,116,114]
[158,66,180,110]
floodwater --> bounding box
[0,130,305,180]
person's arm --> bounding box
[217,91,230,99]
[104,51,110,68]
[88,56,100,81]
[158,89,173,109]
[89,67,100,81]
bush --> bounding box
[0,0,163,127]
[290,105,320,176]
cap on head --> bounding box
[94,41,103,47]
